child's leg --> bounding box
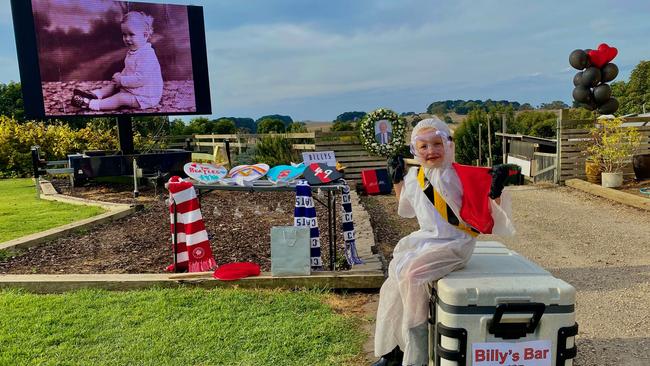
[88,92,139,111]
[91,84,119,99]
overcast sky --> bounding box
[0,0,648,121]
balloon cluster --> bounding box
[569,43,619,114]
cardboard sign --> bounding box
[302,162,343,185]
[302,151,336,167]
[227,164,270,181]
[267,163,305,183]
[183,162,228,184]
[472,340,552,366]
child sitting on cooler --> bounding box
[71,11,163,111]
[372,117,516,366]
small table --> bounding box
[192,180,348,271]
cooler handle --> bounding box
[488,302,546,340]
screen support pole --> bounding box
[117,116,134,155]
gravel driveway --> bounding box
[361,184,650,365]
[483,185,650,366]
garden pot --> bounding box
[601,172,623,188]
[584,160,602,184]
[632,153,650,180]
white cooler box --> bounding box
[429,241,578,366]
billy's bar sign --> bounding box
[472,340,552,366]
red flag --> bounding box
[452,163,494,234]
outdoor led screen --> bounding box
[11,0,211,118]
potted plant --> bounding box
[586,117,641,188]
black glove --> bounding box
[387,155,406,184]
[488,164,522,199]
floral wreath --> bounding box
[359,108,406,157]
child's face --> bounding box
[121,19,149,51]
[414,128,446,168]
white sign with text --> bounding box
[302,151,336,167]
[472,340,552,366]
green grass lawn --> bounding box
[0,179,105,242]
[0,288,365,366]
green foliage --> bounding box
[331,120,355,132]
[0,288,365,365]
[427,99,522,115]
[0,82,25,122]
[168,118,186,135]
[0,116,118,177]
[444,115,453,124]
[509,110,557,138]
[454,108,507,165]
[256,114,293,128]
[538,101,569,110]
[213,119,237,134]
[253,136,299,166]
[0,179,105,241]
[218,117,256,133]
[586,117,641,173]
[257,118,286,134]
[567,108,596,121]
[335,111,366,122]
[287,122,308,133]
[614,61,650,115]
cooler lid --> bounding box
[436,275,576,307]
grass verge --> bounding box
[0,179,105,242]
[0,288,365,365]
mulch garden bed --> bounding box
[618,178,650,199]
[0,180,345,274]
[359,194,417,262]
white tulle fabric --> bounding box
[374,119,515,365]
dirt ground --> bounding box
[359,184,650,366]
[0,182,345,274]
[42,80,196,116]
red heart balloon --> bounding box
[598,43,618,63]
[588,43,618,68]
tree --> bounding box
[257,118,286,133]
[519,103,534,110]
[454,107,506,165]
[509,110,557,137]
[213,119,236,134]
[256,114,293,128]
[0,82,25,122]
[538,101,569,110]
[287,122,308,133]
[331,120,355,131]
[615,61,650,115]
[169,118,186,135]
[336,111,366,122]
[185,117,212,134]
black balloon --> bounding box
[598,98,619,114]
[601,63,619,82]
[572,86,592,103]
[580,67,601,87]
[581,103,596,111]
[593,84,612,104]
[573,72,583,87]
[569,49,589,70]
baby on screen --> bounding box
[71,11,163,111]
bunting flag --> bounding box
[293,180,324,269]
[165,176,217,272]
[340,181,364,265]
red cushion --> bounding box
[213,262,261,281]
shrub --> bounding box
[0,116,118,177]
[253,136,299,166]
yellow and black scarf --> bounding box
[417,167,479,237]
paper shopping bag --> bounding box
[271,226,311,276]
